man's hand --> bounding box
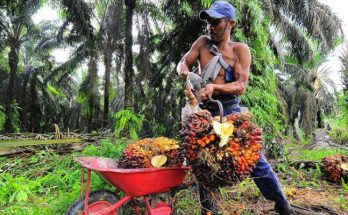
[177,62,189,79]
[185,83,198,107]
[199,83,215,100]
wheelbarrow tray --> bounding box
[76,157,189,197]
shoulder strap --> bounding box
[209,43,229,69]
[201,43,230,85]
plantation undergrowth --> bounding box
[0,139,347,215]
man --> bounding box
[176,1,296,215]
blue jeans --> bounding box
[199,107,289,215]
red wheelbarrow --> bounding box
[67,157,190,215]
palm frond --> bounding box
[262,0,342,63]
[283,63,313,90]
[275,12,314,63]
[54,0,95,50]
[43,44,89,84]
[339,45,348,91]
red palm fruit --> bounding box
[197,139,204,145]
[253,128,262,135]
[232,161,237,167]
[209,134,215,141]
[247,160,254,165]
[231,142,238,148]
[252,136,262,141]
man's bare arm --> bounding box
[176,36,207,79]
[214,44,250,95]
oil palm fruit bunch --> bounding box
[178,110,213,162]
[179,111,263,188]
[320,154,348,183]
[118,137,180,169]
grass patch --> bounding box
[0,139,128,215]
[297,149,348,162]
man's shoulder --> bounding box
[230,42,250,58]
[191,35,211,51]
[194,35,211,46]
[231,42,250,51]
[197,35,211,42]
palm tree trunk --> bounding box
[20,68,32,131]
[103,0,123,127]
[4,45,19,132]
[114,0,123,96]
[103,37,112,127]
[116,53,122,87]
[316,99,323,128]
[29,75,40,133]
[87,57,98,132]
[124,0,135,109]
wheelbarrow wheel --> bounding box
[66,189,122,215]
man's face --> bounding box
[207,18,229,43]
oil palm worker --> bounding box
[177,1,296,215]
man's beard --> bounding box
[209,32,222,44]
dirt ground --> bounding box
[226,179,347,215]
[174,167,348,215]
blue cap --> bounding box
[199,1,235,21]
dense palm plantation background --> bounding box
[1,0,348,214]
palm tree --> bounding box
[78,56,101,132]
[277,63,336,136]
[96,0,124,127]
[47,0,99,131]
[311,66,336,128]
[0,0,42,132]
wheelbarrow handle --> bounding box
[208,96,223,123]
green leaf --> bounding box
[9,192,16,203]
[129,127,138,140]
[16,190,28,202]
